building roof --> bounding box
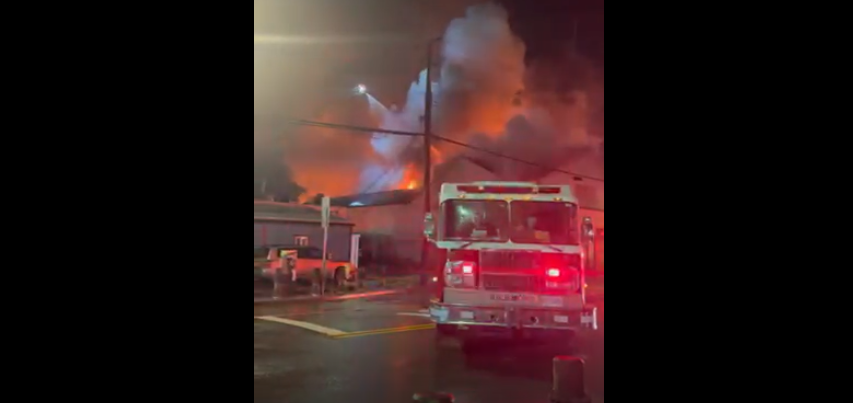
[331,152,604,210]
[331,155,495,208]
[330,189,421,207]
[254,200,353,225]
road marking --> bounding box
[332,290,401,300]
[259,307,350,319]
[255,316,347,337]
[332,323,435,339]
[397,312,431,318]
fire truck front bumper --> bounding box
[428,303,598,331]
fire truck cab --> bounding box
[425,182,598,350]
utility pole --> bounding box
[421,36,441,285]
[423,36,441,210]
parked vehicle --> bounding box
[254,244,356,288]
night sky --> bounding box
[499,0,603,66]
[255,0,602,113]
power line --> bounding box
[432,135,605,183]
[285,119,422,137]
[285,118,424,192]
[283,118,605,183]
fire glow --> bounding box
[398,163,420,191]
[275,3,601,199]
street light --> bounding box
[355,84,367,94]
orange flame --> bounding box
[397,163,420,190]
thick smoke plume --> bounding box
[281,100,383,199]
[279,2,603,199]
[432,3,603,183]
[434,3,526,142]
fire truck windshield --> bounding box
[510,201,579,245]
[443,200,509,241]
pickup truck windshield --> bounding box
[297,247,324,259]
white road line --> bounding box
[255,316,347,337]
[397,312,431,318]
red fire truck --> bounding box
[424,182,598,352]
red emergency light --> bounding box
[457,185,562,194]
[457,185,532,194]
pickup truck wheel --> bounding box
[333,267,346,289]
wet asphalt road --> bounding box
[253,290,604,403]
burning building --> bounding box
[285,3,604,251]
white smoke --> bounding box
[284,2,603,198]
[430,3,602,182]
[434,3,526,142]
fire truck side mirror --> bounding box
[582,217,594,240]
[424,213,435,240]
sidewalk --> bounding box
[253,288,414,304]
[360,274,422,289]
[253,274,424,305]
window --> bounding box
[443,200,509,241]
[254,247,269,259]
[294,236,309,246]
[296,247,323,259]
[510,201,579,245]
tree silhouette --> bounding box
[254,159,305,202]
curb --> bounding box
[253,288,413,305]
[361,277,423,290]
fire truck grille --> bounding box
[481,274,540,292]
[479,251,540,271]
